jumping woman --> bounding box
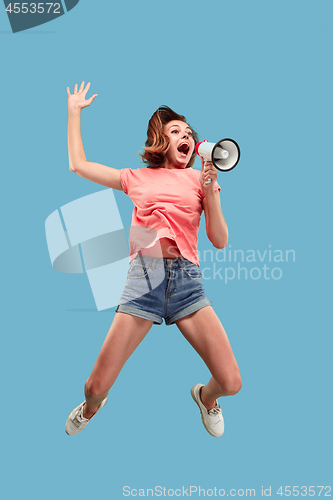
[65,81,242,437]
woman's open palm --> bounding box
[67,81,98,110]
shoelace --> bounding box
[71,407,87,427]
[207,405,222,416]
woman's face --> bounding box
[163,120,195,169]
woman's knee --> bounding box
[84,377,109,400]
[218,372,242,396]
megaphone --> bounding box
[195,138,241,172]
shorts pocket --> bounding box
[182,264,202,279]
[127,261,149,280]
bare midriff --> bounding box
[139,237,183,259]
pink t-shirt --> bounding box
[120,167,221,266]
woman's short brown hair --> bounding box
[140,106,199,169]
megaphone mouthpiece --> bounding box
[216,147,229,160]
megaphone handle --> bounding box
[203,160,212,185]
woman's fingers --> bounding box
[200,159,216,187]
[83,82,91,95]
[204,169,215,178]
[203,163,215,177]
[202,161,217,187]
[67,82,96,108]
[204,160,213,168]
[67,82,91,96]
[87,93,98,105]
[202,160,213,171]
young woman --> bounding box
[65,81,242,438]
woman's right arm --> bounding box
[67,81,123,191]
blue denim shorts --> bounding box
[116,254,212,326]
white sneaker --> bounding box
[65,397,108,436]
[191,384,224,437]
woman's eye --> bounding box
[171,130,178,133]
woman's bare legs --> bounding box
[176,306,242,410]
[83,312,154,418]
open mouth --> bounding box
[177,142,190,157]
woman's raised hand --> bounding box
[67,81,98,110]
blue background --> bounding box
[0,0,332,498]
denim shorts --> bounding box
[116,254,212,326]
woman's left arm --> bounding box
[200,159,228,249]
